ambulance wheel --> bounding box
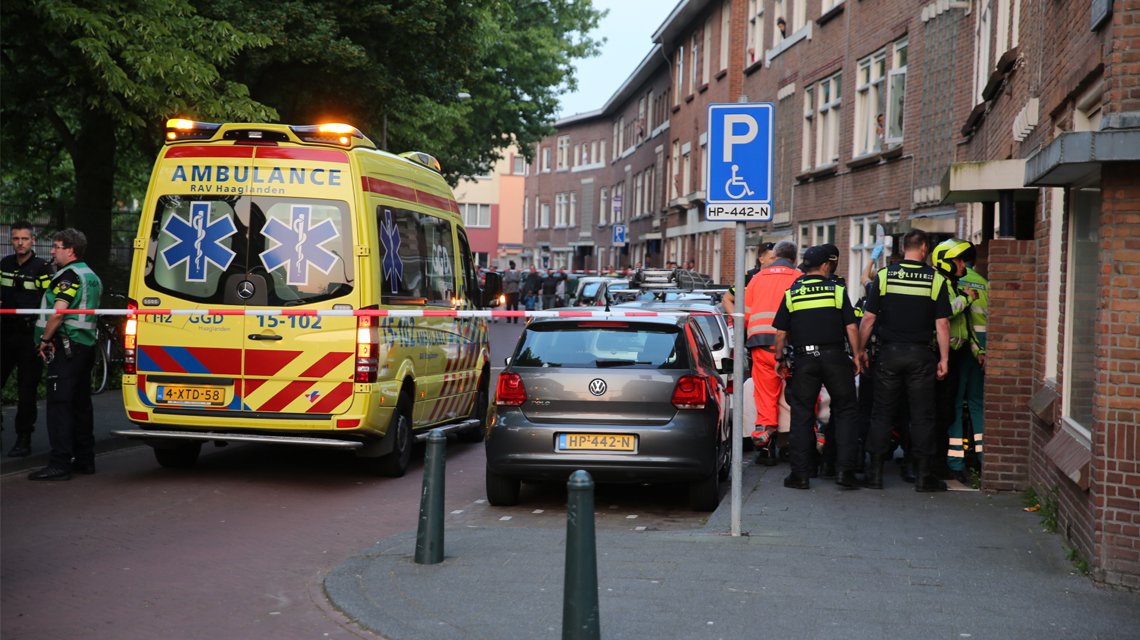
[373,395,413,477]
[485,465,520,506]
[457,372,489,443]
[153,443,201,469]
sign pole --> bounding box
[731,221,745,537]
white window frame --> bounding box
[747,0,764,66]
[541,147,551,173]
[674,46,685,104]
[802,86,814,171]
[690,33,700,90]
[613,182,625,223]
[569,192,577,227]
[1061,188,1099,439]
[886,37,908,146]
[556,136,570,170]
[671,140,681,200]
[720,0,731,70]
[854,51,886,157]
[512,155,527,175]
[539,201,551,228]
[822,0,844,11]
[461,203,491,228]
[599,187,609,226]
[974,0,993,104]
[524,196,529,230]
[555,193,567,227]
[702,19,712,84]
[848,215,877,300]
[815,73,842,167]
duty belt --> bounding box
[793,344,846,356]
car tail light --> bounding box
[495,372,527,406]
[123,299,138,374]
[355,307,380,383]
[725,378,734,395]
[671,375,708,409]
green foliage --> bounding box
[1065,545,1090,576]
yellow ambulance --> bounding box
[115,119,500,476]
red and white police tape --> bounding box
[0,307,736,319]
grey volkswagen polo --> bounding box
[485,314,732,511]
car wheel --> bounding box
[373,393,413,477]
[153,442,201,469]
[485,465,521,506]
[457,372,489,443]
[689,468,721,512]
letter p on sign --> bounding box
[722,115,758,162]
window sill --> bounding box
[881,144,903,160]
[715,69,727,81]
[765,22,812,66]
[816,2,845,27]
[847,152,881,169]
[672,104,682,114]
[698,83,709,94]
[744,59,763,77]
[795,163,839,182]
[961,102,987,137]
[685,94,695,104]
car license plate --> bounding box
[557,433,636,452]
[157,385,225,406]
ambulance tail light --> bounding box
[355,307,380,383]
[123,299,139,375]
[495,372,527,406]
[165,118,221,142]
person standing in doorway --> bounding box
[502,261,521,323]
[28,228,103,481]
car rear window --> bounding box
[513,322,689,369]
[692,314,726,350]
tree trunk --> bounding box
[70,111,117,276]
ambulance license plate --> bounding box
[557,433,636,452]
[157,385,225,406]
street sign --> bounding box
[611,194,623,216]
[706,103,774,222]
[612,223,627,246]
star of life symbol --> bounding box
[259,205,340,286]
[161,202,237,282]
[380,208,404,292]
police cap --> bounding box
[802,244,840,269]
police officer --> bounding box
[1,221,53,457]
[858,229,952,492]
[28,229,103,481]
[772,244,863,490]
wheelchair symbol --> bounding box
[724,164,755,200]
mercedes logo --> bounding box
[588,378,607,397]
[236,280,256,300]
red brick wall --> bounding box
[1091,163,1140,590]
[982,239,1037,491]
[1104,3,1140,116]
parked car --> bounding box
[572,277,629,307]
[485,314,732,511]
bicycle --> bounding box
[91,292,128,395]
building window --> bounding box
[674,46,685,104]
[613,121,620,160]
[822,0,843,12]
[634,171,645,216]
[512,155,527,175]
[555,193,567,227]
[974,0,993,104]
[702,18,712,84]
[460,203,491,228]
[1063,188,1099,433]
[524,197,529,230]
[700,142,708,192]
[599,187,609,226]
[854,51,887,156]
[802,86,814,171]
[671,140,681,200]
[774,0,786,42]
[682,147,692,197]
[747,0,764,65]
[569,192,577,227]
[690,32,700,90]
[541,147,551,173]
[815,73,842,167]
[557,136,570,170]
[720,0,731,70]
[800,220,837,256]
[539,201,551,228]
[848,215,877,299]
[887,37,907,145]
[613,182,625,223]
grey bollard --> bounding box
[414,429,447,564]
[562,469,600,640]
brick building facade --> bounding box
[522,0,1139,588]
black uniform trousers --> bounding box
[45,342,95,470]
[786,349,859,477]
[505,292,521,323]
[0,323,42,434]
[867,343,937,460]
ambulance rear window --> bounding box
[145,195,354,305]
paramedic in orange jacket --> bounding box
[744,240,801,457]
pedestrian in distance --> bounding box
[540,269,558,311]
[858,229,952,492]
[772,244,863,490]
[502,260,521,324]
[743,240,801,464]
[522,266,542,312]
[28,228,103,481]
[1,221,54,457]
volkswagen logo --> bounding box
[236,280,256,300]
[588,378,607,397]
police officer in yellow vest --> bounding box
[772,244,863,490]
[29,229,103,481]
[858,229,952,492]
[946,242,988,482]
[1,221,53,457]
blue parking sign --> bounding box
[706,103,774,221]
[612,223,627,246]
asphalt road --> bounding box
[1,318,717,639]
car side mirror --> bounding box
[504,356,512,366]
[481,272,503,308]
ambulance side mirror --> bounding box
[481,272,503,309]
